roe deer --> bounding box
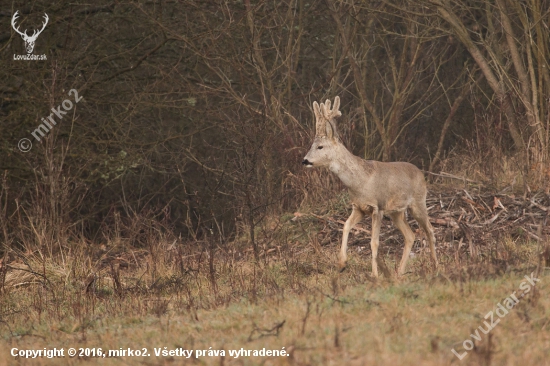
[302,96,438,277]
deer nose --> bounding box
[302,159,312,166]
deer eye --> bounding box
[317,146,323,150]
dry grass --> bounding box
[1,170,549,366]
[1,204,549,366]
[433,140,550,194]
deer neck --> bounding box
[328,144,370,192]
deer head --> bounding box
[12,11,49,54]
[302,96,342,168]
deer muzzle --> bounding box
[302,159,313,167]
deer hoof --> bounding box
[338,261,347,272]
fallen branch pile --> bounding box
[305,188,549,263]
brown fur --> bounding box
[302,97,438,277]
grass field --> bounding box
[1,189,549,365]
[1,249,548,365]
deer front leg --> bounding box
[370,208,383,278]
[338,205,364,271]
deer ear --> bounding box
[313,101,325,136]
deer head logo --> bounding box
[12,11,49,54]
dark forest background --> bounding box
[1,0,549,254]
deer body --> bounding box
[302,97,437,277]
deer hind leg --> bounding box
[369,208,383,278]
[339,205,364,271]
[410,201,438,269]
[390,211,415,276]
